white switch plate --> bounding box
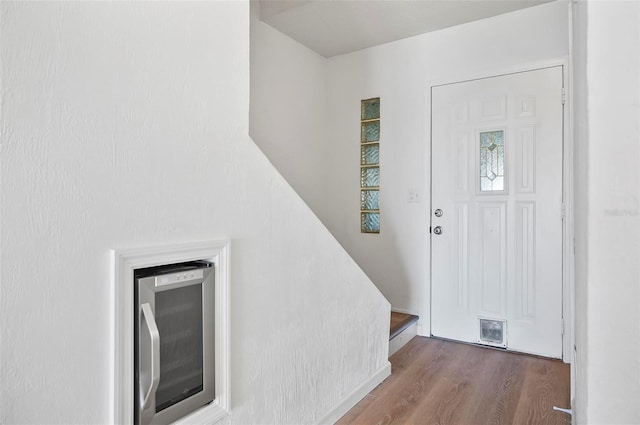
[408,189,421,203]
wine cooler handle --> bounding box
[141,303,160,411]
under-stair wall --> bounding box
[0,2,390,423]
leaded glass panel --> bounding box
[479,130,505,192]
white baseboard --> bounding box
[313,362,391,425]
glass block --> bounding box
[360,190,379,210]
[361,121,380,143]
[361,98,380,120]
[360,167,379,187]
[361,144,379,165]
[361,212,380,233]
[479,130,505,191]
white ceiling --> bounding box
[259,0,554,57]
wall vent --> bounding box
[479,318,507,348]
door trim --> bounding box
[424,59,574,364]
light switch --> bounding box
[408,189,421,203]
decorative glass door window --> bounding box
[479,129,505,192]
[361,98,380,233]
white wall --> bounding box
[250,3,330,222]
[0,2,390,423]
[572,1,640,423]
[571,0,588,421]
[324,2,569,329]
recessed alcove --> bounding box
[111,240,230,424]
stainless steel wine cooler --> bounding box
[134,260,215,425]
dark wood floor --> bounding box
[337,336,571,425]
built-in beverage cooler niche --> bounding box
[134,260,215,425]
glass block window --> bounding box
[360,190,379,210]
[361,121,380,143]
[361,212,380,233]
[480,130,505,192]
[361,144,379,165]
[360,167,380,187]
[361,98,380,233]
[362,97,380,120]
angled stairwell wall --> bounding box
[0,2,390,423]
[250,2,570,339]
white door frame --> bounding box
[423,59,574,364]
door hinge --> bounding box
[561,88,567,105]
[561,318,565,335]
[561,203,566,220]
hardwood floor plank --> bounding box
[455,348,528,425]
[407,342,488,425]
[512,357,571,425]
[337,337,570,425]
[338,338,456,425]
[391,340,471,425]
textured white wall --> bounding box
[0,2,389,423]
[571,0,588,421]
[324,1,569,330]
[250,3,330,223]
[576,1,640,423]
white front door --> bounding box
[431,67,564,358]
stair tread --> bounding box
[390,312,419,340]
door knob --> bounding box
[433,226,443,235]
[434,209,443,217]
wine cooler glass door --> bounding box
[154,283,204,412]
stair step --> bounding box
[389,312,419,357]
[390,312,419,340]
